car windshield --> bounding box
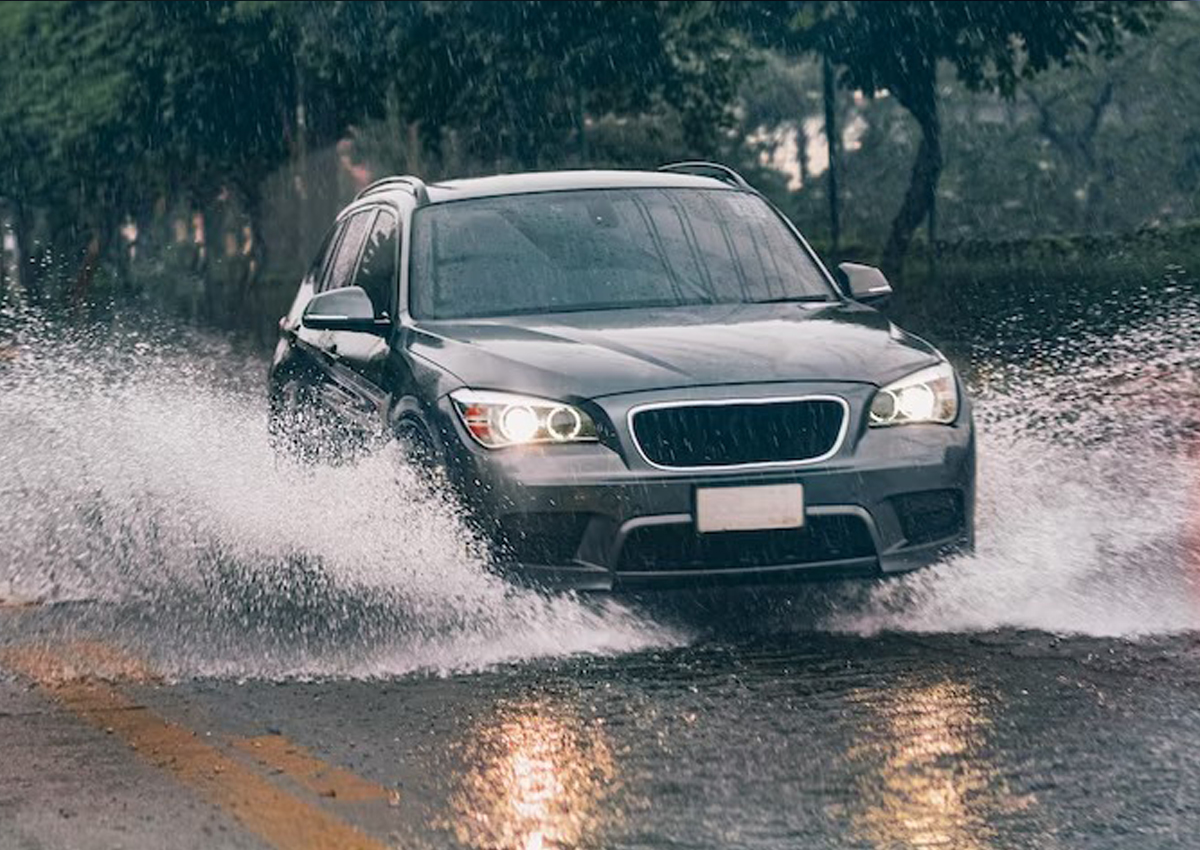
[409,187,836,319]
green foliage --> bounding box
[0,0,401,294]
[750,1,1161,117]
[742,2,1200,252]
[385,1,747,167]
[0,0,747,300]
[739,0,1161,273]
[0,3,146,224]
[0,0,1185,316]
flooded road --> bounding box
[132,631,1200,850]
[2,288,1200,849]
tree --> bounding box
[389,1,747,170]
[0,0,747,305]
[0,1,153,298]
[743,0,1159,277]
[0,1,395,300]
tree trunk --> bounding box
[822,53,840,258]
[197,198,219,324]
[576,83,588,165]
[69,204,120,308]
[0,205,7,300]
[106,208,131,293]
[1027,82,1113,231]
[240,183,267,285]
[882,72,942,282]
[294,58,311,267]
[12,200,35,301]
[795,119,809,188]
[70,231,103,311]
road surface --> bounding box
[6,604,1200,849]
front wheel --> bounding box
[393,416,439,470]
[390,396,450,485]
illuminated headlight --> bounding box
[869,362,959,426]
[450,389,599,448]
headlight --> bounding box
[449,389,599,448]
[869,362,959,426]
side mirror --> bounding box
[301,286,390,335]
[836,262,893,307]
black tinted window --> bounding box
[410,188,833,319]
[306,227,338,286]
[352,210,399,316]
[323,210,374,292]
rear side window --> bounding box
[352,210,399,316]
[306,228,338,286]
[322,210,374,292]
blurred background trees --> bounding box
[0,0,1193,338]
[743,0,1162,275]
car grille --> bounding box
[617,515,876,572]
[630,398,846,468]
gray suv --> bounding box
[269,163,975,590]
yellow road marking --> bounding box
[1,645,392,850]
[4,640,157,683]
[232,735,398,804]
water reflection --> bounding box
[445,697,619,850]
[848,680,1030,849]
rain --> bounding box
[1,2,1199,848]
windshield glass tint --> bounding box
[410,188,834,319]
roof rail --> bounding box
[658,161,753,191]
[355,175,429,204]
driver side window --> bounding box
[352,210,399,317]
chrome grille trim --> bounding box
[626,394,851,472]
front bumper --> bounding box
[436,382,975,591]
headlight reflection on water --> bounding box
[847,680,1034,850]
[444,699,620,850]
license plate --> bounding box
[695,484,805,533]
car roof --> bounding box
[424,169,738,203]
[346,170,743,214]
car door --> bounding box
[320,208,400,439]
[301,208,378,441]
[271,223,345,455]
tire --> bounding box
[389,397,446,481]
[394,416,438,469]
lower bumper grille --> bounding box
[494,512,592,564]
[630,398,847,468]
[617,515,876,572]
[891,490,965,545]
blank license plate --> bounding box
[695,484,805,534]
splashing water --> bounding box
[2,292,1199,681]
[0,310,678,678]
[827,294,1200,637]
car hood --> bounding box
[410,302,943,401]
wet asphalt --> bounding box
[6,617,1200,849]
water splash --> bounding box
[0,310,678,679]
[827,294,1200,637]
[3,290,1200,676]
